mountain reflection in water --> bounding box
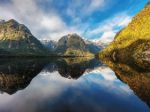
[102,59,150,107]
[0,58,149,112]
[0,58,101,94]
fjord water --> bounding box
[0,58,149,112]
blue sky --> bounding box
[0,0,149,42]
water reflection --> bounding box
[102,59,150,107]
[0,58,101,94]
[0,58,49,94]
[45,58,101,79]
[0,58,149,112]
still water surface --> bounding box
[0,58,149,112]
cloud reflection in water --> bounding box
[0,66,149,112]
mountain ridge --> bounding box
[98,3,150,67]
[0,19,103,57]
[41,34,103,55]
[0,19,50,56]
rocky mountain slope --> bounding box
[41,40,57,51]
[41,34,103,56]
[98,3,150,67]
[56,33,86,52]
[85,40,103,54]
[55,33,93,56]
[0,19,102,57]
[0,19,49,56]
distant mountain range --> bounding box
[41,34,104,56]
[0,19,105,57]
[84,39,104,54]
[41,40,57,51]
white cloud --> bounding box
[66,0,108,18]
[88,12,132,43]
[85,0,106,13]
[0,0,78,41]
[0,0,132,42]
[41,16,66,32]
[90,0,105,8]
[0,0,108,40]
[85,66,117,81]
[118,16,132,26]
[100,31,117,43]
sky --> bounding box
[0,0,149,42]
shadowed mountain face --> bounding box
[41,38,103,55]
[55,33,94,56]
[0,19,101,56]
[86,41,102,54]
[103,40,150,71]
[101,58,150,107]
[0,58,101,94]
[56,34,86,53]
[0,19,49,56]
[41,40,57,51]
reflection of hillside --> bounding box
[0,58,102,94]
[0,58,49,94]
[45,58,102,79]
[57,59,88,79]
[102,59,150,107]
[64,57,93,65]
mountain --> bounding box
[55,33,93,56]
[98,3,150,66]
[41,34,103,56]
[0,19,49,56]
[56,33,86,52]
[94,40,109,48]
[85,40,103,54]
[41,40,57,51]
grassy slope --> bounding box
[99,3,150,58]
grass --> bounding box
[99,3,150,58]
